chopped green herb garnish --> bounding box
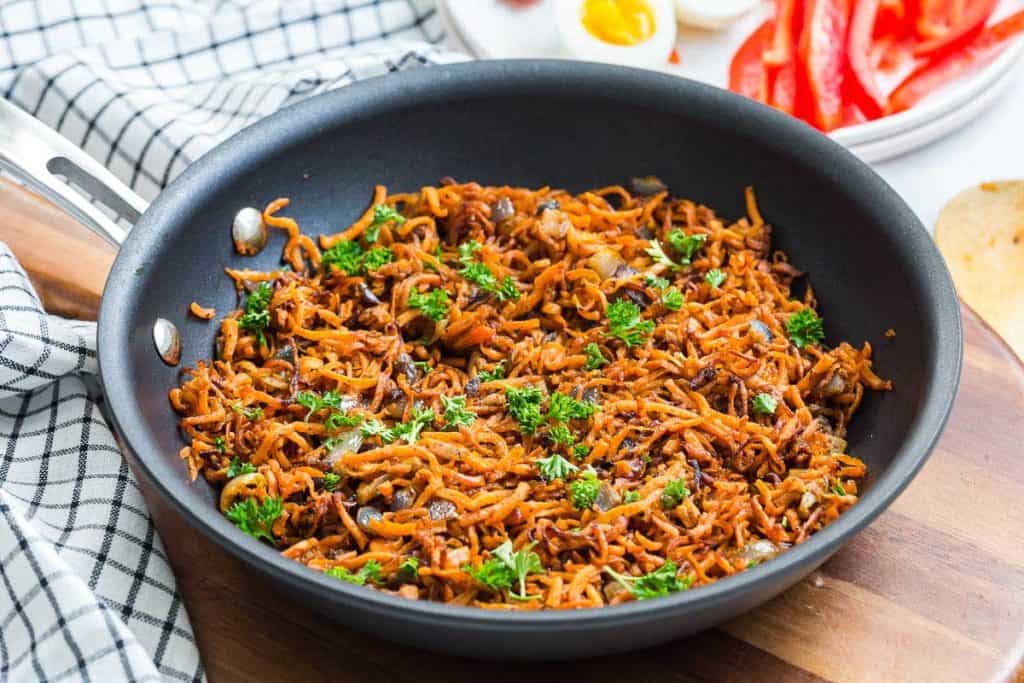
[787,309,825,349]
[746,560,760,569]
[295,389,344,420]
[505,385,545,434]
[537,452,579,481]
[661,478,690,508]
[569,470,601,510]
[496,276,521,301]
[661,287,684,311]
[441,395,476,430]
[478,361,507,383]
[462,556,515,592]
[359,408,436,444]
[644,241,678,270]
[214,436,227,453]
[458,241,483,261]
[583,342,608,370]
[225,496,282,543]
[666,230,707,265]
[547,391,599,423]
[832,481,847,496]
[603,561,693,600]
[232,403,264,420]
[413,361,432,375]
[324,411,362,431]
[705,268,727,288]
[226,457,255,478]
[407,288,450,322]
[321,241,364,276]
[326,560,383,585]
[644,274,670,290]
[365,204,405,243]
[547,423,577,447]
[623,490,641,504]
[362,246,394,272]
[457,244,520,301]
[752,393,778,416]
[606,299,655,347]
[572,444,591,460]
[322,472,341,492]
[238,281,272,345]
[399,556,420,581]
[493,540,544,601]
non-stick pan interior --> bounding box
[99,61,960,658]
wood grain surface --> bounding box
[4,177,1023,683]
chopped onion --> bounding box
[736,539,782,564]
[539,208,571,238]
[324,429,363,466]
[590,248,625,280]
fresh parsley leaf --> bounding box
[360,419,393,441]
[661,287,684,311]
[295,390,344,420]
[537,452,578,481]
[505,386,545,434]
[238,282,272,345]
[225,496,281,543]
[226,457,255,478]
[666,230,707,265]
[458,241,482,262]
[413,361,432,374]
[326,560,383,585]
[569,470,601,510]
[365,204,405,243]
[604,561,693,600]
[399,556,420,581]
[752,393,778,416]
[583,342,608,370]
[661,478,690,508]
[572,444,591,460]
[441,395,476,429]
[623,490,641,504]
[232,403,264,420]
[321,241,364,276]
[496,276,521,302]
[407,288,450,322]
[363,247,394,272]
[477,361,506,383]
[606,299,654,347]
[832,481,847,496]
[705,268,727,288]
[645,241,678,270]
[463,557,515,592]
[458,246,520,301]
[787,309,825,349]
[547,423,576,448]
[547,391,599,422]
[214,436,227,453]
[644,274,670,290]
[387,407,436,444]
[460,260,499,291]
[492,540,543,601]
[324,411,362,431]
[746,560,760,569]
[322,472,341,491]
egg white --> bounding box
[555,0,678,69]
[674,0,760,30]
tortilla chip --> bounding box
[935,181,1024,359]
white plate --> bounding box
[440,0,1024,151]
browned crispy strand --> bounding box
[169,180,891,609]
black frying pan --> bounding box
[0,61,962,660]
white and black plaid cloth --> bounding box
[0,1,464,680]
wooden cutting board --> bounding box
[4,178,1024,683]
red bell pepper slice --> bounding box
[799,0,852,131]
[874,0,909,37]
[729,21,773,103]
[765,0,801,66]
[890,9,1024,112]
[770,59,800,114]
[848,0,887,118]
[914,0,997,58]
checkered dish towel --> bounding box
[0,1,464,680]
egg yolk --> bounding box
[581,0,656,46]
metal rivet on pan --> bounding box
[232,207,267,255]
[153,318,181,366]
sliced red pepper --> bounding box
[889,9,1024,112]
[874,0,909,37]
[915,0,954,38]
[842,101,869,126]
[770,59,800,114]
[914,0,997,57]
[729,21,773,103]
[799,0,852,131]
[848,0,887,118]
[765,0,801,66]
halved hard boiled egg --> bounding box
[556,0,677,69]
[673,0,760,30]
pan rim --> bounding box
[97,59,963,630]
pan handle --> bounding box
[0,98,149,248]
